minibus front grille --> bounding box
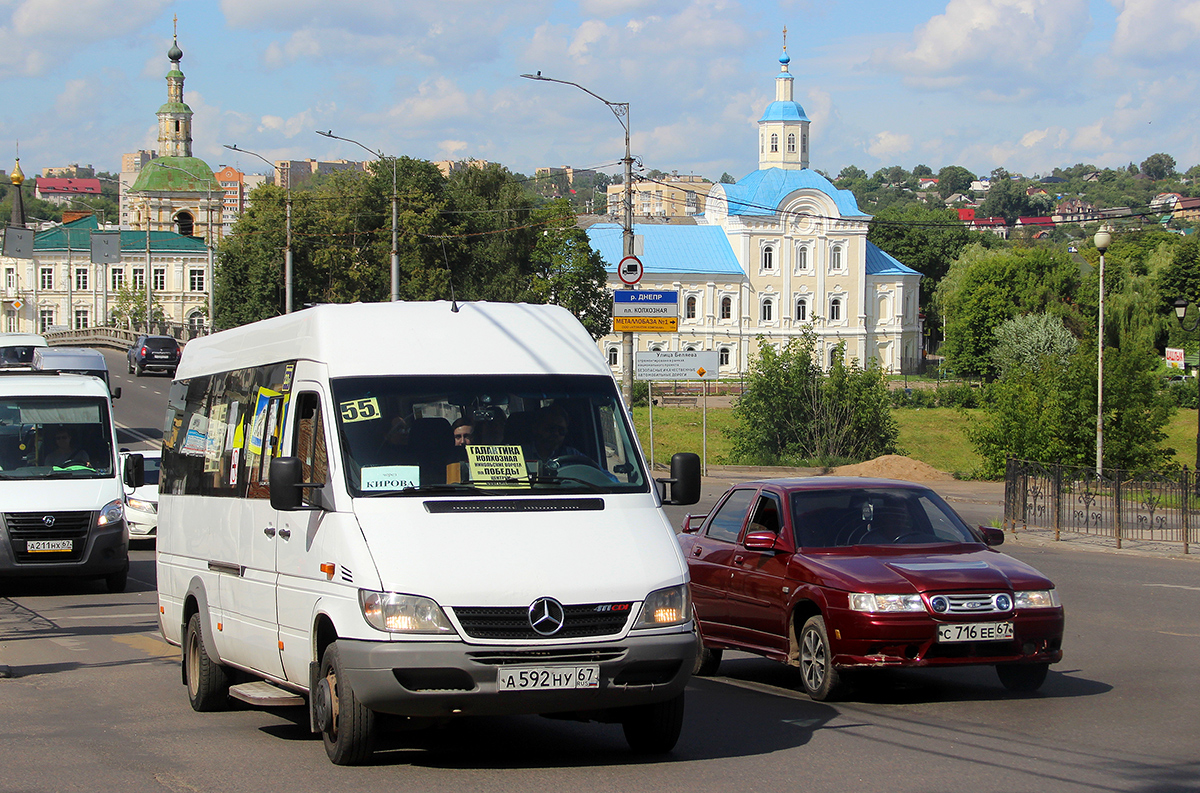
[467,648,627,666]
[5,511,92,563]
[453,604,631,640]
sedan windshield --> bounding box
[331,374,647,497]
[0,396,115,479]
[790,487,977,547]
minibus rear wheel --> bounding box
[621,691,685,754]
[185,613,230,711]
[319,642,376,765]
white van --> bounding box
[32,347,119,398]
[0,371,136,592]
[0,332,49,367]
[156,301,701,765]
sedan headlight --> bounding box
[849,593,927,613]
[359,591,456,634]
[634,584,691,628]
[1014,590,1060,609]
[126,497,157,514]
[97,498,124,527]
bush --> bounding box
[936,382,978,408]
[630,380,650,407]
[1166,378,1198,409]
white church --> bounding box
[588,42,924,377]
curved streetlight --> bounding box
[151,162,219,333]
[520,72,635,406]
[1094,227,1111,475]
[225,144,292,314]
[315,130,399,303]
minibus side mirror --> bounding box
[657,452,700,506]
[269,457,325,511]
[123,453,144,489]
[111,386,121,400]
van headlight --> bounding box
[96,498,124,527]
[1014,590,1061,609]
[634,584,691,628]
[359,591,456,634]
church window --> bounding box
[176,211,194,237]
[787,133,796,153]
[831,245,842,270]
[830,297,842,321]
[685,295,697,320]
[796,298,807,321]
[762,246,774,271]
[761,298,773,322]
[608,347,618,366]
[796,246,808,270]
[770,134,778,153]
[720,296,732,320]
[719,347,730,366]
[830,347,840,368]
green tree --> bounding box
[719,172,736,184]
[978,176,1038,224]
[110,284,166,331]
[867,203,972,304]
[726,330,898,465]
[936,165,975,199]
[913,164,933,177]
[990,313,1078,379]
[1141,153,1177,181]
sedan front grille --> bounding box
[929,592,1012,615]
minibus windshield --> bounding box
[0,396,115,479]
[332,374,649,497]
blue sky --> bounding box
[1,0,1197,185]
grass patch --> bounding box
[1164,409,1199,468]
[631,406,737,468]
[893,408,985,477]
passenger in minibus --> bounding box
[451,417,474,446]
[45,427,90,468]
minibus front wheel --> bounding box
[621,691,685,754]
[318,642,376,765]
[185,613,230,711]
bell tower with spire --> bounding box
[157,18,193,158]
[757,26,810,171]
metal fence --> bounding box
[1004,457,1194,553]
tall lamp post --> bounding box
[1173,297,1200,473]
[224,144,292,314]
[1095,227,1111,475]
[156,163,218,331]
[520,72,635,406]
[315,130,399,302]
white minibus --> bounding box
[156,301,700,765]
[0,371,137,592]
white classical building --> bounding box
[590,44,923,377]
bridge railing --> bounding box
[44,323,206,351]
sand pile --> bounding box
[829,454,955,482]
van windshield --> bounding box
[331,374,649,497]
[0,396,115,479]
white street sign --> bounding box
[635,350,719,381]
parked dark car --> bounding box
[126,335,181,377]
[679,477,1064,700]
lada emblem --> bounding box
[528,597,565,636]
[42,515,55,527]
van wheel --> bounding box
[185,613,230,711]
[319,642,375,765]
[621,692,685,754]
[104,564,128,594]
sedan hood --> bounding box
[798,546,1054,593]
[350,495,687,607]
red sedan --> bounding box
[679,477,1064,700]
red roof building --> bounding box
[34,177,102,205]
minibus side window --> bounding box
[293,392,328,507]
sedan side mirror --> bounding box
[980,526,1005,547]
[743,530,781,551]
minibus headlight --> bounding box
[97,499,124,527]
[359,591,456,634]
[634,584,691,628]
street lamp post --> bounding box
[224,144,292,314]
[153,163,219,332]
[520,72,635,406]
[315,130,399,302]
[1095,227,1111,475]
[1173,297,1200,473]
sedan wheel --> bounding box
[799,615,843,701]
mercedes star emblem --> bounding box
[528,597,565,636]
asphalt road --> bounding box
[2,348,1198,791]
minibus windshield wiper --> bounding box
[505,474,604,492]
[358,483,496,497]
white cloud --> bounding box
[0,0,170,78]
[867,131,913,159]
[258,110,317,139]
[871,0,1090,94]
[436,140,469,158]
[1111,0,1200,62]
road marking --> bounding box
[1144,584,1200,592]
[112,634,179,659]
[1158,632,1200,638]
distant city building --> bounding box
[213,165,267,234]
[1174,196,1200,224]
[536,165,599,194]
[34,177,102,205]
[273,159,366,190]
[41,163,95,179]
[433,159,491,177]
[605,172,713,218]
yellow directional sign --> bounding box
[613,316,679,332]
